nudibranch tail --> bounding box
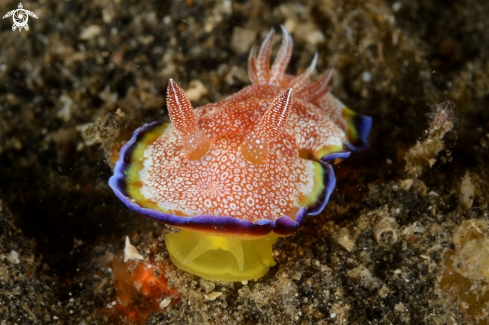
[241,88,293,165]
[166,79,211,160]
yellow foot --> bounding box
[165,230,278,281]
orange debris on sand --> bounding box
[106,251,179,324]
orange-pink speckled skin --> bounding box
[136,29,348,223]
[109,27,371,236]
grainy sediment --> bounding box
[1,0,488,324]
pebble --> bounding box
[8,250,20,264]
[79,25,101,40]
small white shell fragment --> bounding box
[204,291,223,301]
[79,25,101,40]
[399,179,414,191]
[372,217,399,247]
[361,71,372,82]
[133,281,142,291]
[292,272,302,281]
[333,230,355,252]
[160,297,172,309]
[185,80,208,102]
[8,250,20,264]
[392,2,402,12]
[459,171,475,210]
[347,265,380,288]
[123,236,144,262]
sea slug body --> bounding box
[109,26,372,281]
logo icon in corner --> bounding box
[3,3,38,32]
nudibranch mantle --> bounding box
[109,27,372,281]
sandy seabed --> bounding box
[1,0,489,324]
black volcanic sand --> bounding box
[1,0,488,324]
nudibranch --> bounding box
[109,27,372,281]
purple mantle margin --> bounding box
[108,122,337,237]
